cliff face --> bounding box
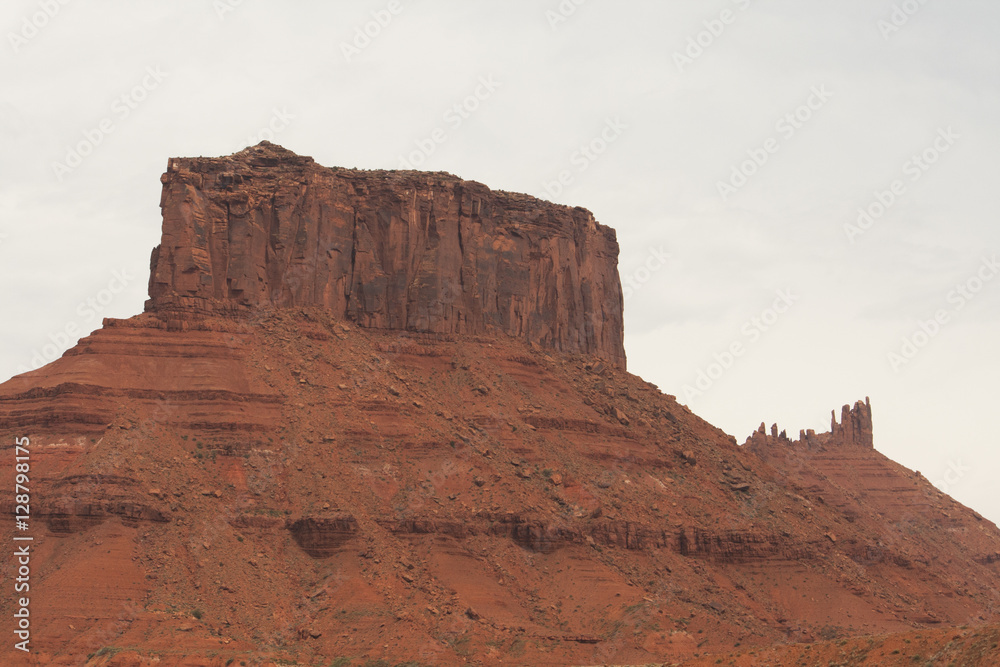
[146,142,626,368]
[830,397,874,447]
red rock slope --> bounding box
[1,145,998,666]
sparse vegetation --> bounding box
[94,646,122,658]
[446,633,473,656]
[623,602,644,614]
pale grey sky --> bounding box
[2,1,998,520]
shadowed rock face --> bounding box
[146,142,626,368]
[286,516,359,558]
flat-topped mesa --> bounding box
[744,397,874,451]
[145,142,626,368]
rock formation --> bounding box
[2,148,999,665]
[745,397,873,451]
[146,142,626,368]
[831,397,874,447]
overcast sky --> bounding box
[2,1,998,521]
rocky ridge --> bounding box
[745,397,874,451]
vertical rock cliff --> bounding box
[830,397,874,447]
[146,142,626,368]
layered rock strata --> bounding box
[146,142,626,368]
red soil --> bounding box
[1,308,998,665]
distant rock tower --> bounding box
[830,397,874,448]
[744,397,874,451]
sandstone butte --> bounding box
[0,142,998,666]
